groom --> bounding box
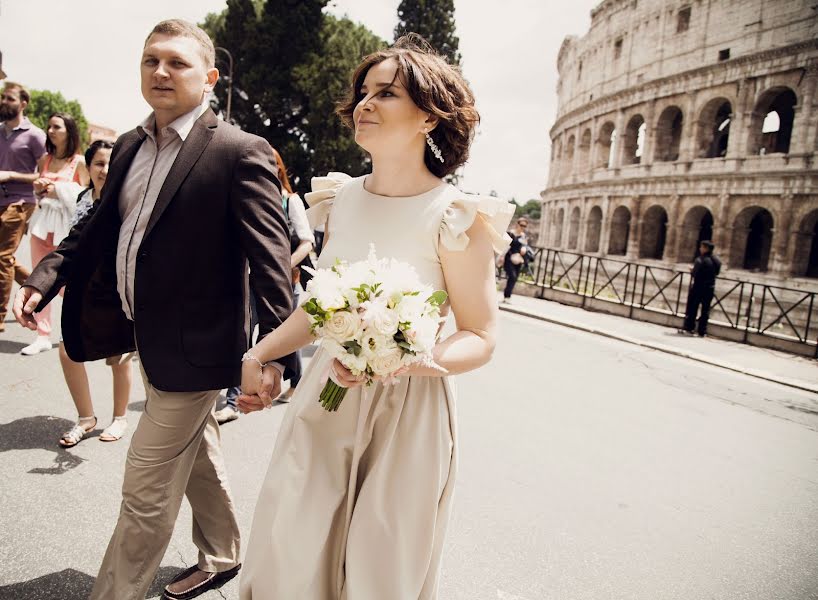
[14,19,295,600]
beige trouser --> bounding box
[89,366,241,600]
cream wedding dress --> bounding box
[239,173,513,600]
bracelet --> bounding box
[241,351,265,369]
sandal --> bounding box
[99,417,128,442]
[59,416,97,448]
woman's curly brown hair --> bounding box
[337,34,480,178]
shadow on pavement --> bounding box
[0,416,86,474]
[0,339,27,354]
[128,399,146,412]
[0,565,185,599]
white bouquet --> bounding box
[302,245,447,411]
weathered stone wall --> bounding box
[542,0,818,287]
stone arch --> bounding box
[553,207,565,247]
[623,114,646,164]
[577,128,592,173]
[654,106,684,162]
[731,206,774,271]
[696,97,732,158]
[596,121,616,169]
[639,205,669,259]
[584,205,603,253]
[567,206,581,249]
[793,209,818,278]
[679,206,715,262]
[608,205,631,255]
[748,87,797,155]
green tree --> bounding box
[203,0,329,188]
[27,89,89,147]
[514,199,542,220]
[293,15,386,182]
[394,0,461,65]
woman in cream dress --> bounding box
[237,36,514,600]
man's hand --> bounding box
[13,286,42,331]
[237,362,282,414]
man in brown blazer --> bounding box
[14,19,294,600]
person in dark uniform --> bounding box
[680,240,721,337]
[501,217,529,303]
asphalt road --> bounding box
[1,304,817,600]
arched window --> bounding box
[567,206,581,249]
[584,206,603,253]
[749,88,797,155]
[696,98,732,158]
[639,205,669,259]
[680,206,714,262]
[654,106,683,162]
[731,207,774,271]
[623,115,646,165]
[608,205,631,255]
[793,210,818,278]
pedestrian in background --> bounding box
[680,240,721,337]
[55,140,134,447]
[501,216,529,303]
[0,82,46,334]
[23,111,89,355]
[215,147,314,423]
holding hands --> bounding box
[237,355,282,413]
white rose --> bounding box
[324,310,363,341]
[405,317,440,353]
[369,346,404,377]
[361,330,398,360]
[395,294,427,323]
[361,299,400,336]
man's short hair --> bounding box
[2,81,30,104]
[144,19,216,68]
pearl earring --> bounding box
[425,131,444,163]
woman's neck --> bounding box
[366,152,442,197]
[92,188,101,200]
[52,145,69,160]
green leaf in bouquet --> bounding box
[343,340,363,356]
[428,290,448,306]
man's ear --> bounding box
[204,67,220,93]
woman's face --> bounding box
[47,116,68,150]
[88,148,111,192]
[352,58,432,159]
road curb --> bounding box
[500,304,818,395]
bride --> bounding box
[237,35,514,600]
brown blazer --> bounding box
[26,109,296,392]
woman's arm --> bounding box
[291,240,313,268]
[74,160,90,187]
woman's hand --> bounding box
[329,359,366,389]
[237,361,282,413]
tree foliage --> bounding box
[394,0,461,65]
[514,199,542,220]
[202,1,384,190]
[27,89,89,147]
[294,15,386,181]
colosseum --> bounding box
[541,0,818,285]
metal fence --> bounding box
[500,247,818,357]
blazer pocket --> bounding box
[181,301,241,368]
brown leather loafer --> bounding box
[163,563,241,600]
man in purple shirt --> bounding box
[0,81,46,332]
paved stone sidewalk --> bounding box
[499,293,818,395]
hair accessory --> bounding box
[425,132,445,163]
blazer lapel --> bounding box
[143,109,218,239]
[100,130,145,214]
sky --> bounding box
[0,0,598,202]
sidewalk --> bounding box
[499,293,818,395]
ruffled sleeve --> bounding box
[439,194,516,254]
[304,172,352,230]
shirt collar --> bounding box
[0,117,32,132]
[138,97,210,142]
